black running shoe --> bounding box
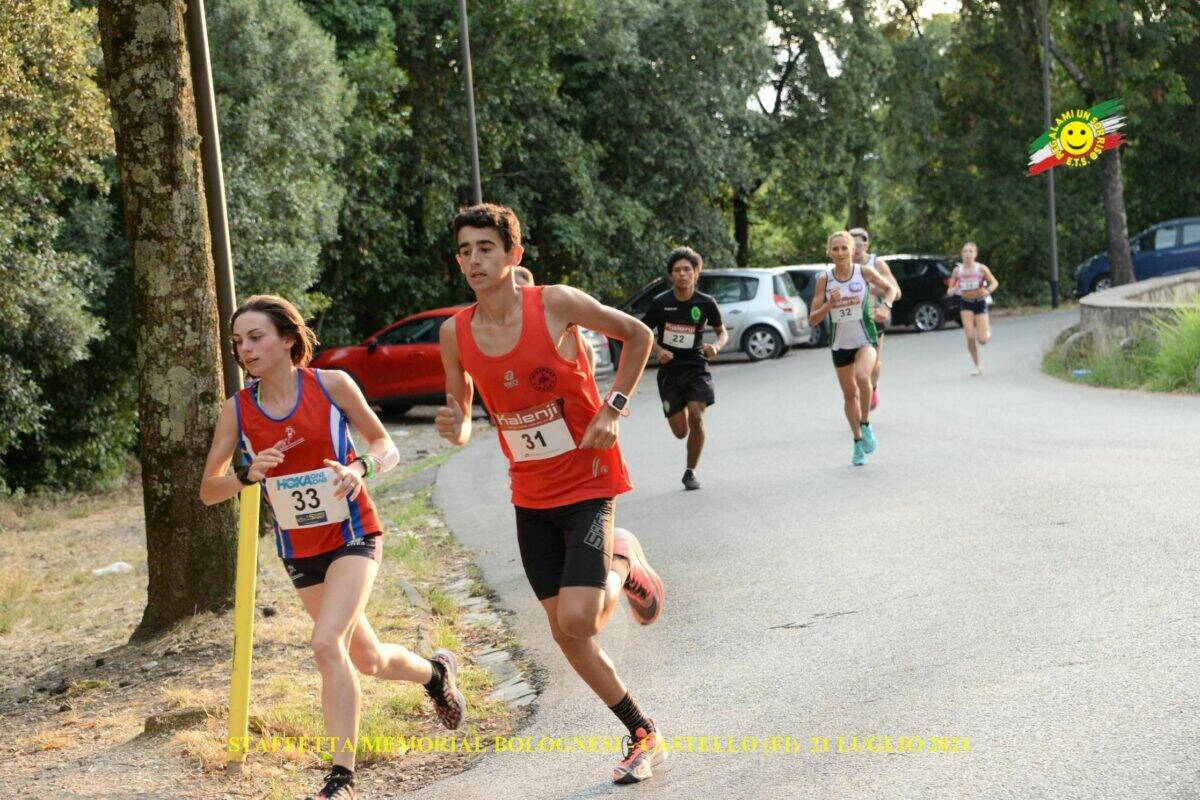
[426,649,467,729]
[305,769,355,799]
[682,470,700,491]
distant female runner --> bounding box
[946,242,999,375]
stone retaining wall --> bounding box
[1079,271,1200,348]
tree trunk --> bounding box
[734,188,751,268]
[98,0,238,639]
[846,156,869,231]
[1098,147,1134,286]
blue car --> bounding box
[1075,216,1200,296]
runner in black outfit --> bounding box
[641,247,728,491]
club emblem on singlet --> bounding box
[503,370,519,389]
[849,282,864,293]
[690,306,702,322]
[529,366,557,392]
[278,425,306,452]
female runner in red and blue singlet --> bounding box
[200,295,465,800]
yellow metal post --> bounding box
[225,483,261,772]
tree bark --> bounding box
[733,187,751,268]
[1098,147,1134,285]
[98,0,238,638]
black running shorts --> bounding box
[515,498,614,600]
[281,533,382,589]
[831,345,875,368]
[657,365,715,417]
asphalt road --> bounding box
[407,311,1198,800]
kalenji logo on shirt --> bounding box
[503,370,519,389]
[494,400,563,431]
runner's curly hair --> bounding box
[453,203,522,252]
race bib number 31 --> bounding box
[495,400,576,462]
[265,467,351,529]
[664,322,696,349]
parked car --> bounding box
[878,254,962,332]
[613,267,809,363]
[311,304,613,413]
[786,256,961,337]
[1075,216,1200,296]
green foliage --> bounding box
[208,0,353,315]
[0,0,131,492]
[1043,308,1200,394]
[1146,305,1200,393]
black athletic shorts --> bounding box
[961,297,988,315]
[281,533,382,589]
[831,345,875,368]
[657,365,715,417]
[515,498,613,601]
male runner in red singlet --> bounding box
[435,203,667,785]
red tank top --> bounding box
[235,368,382,558]
[454,286,632,509]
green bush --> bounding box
[1146,304,1200,392]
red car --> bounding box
[311,305,467,414]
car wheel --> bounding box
[743,325,783,362]
[912,301,945,332]
[1090,273,1111,294]
[806,319,830,347]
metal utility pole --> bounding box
[458,0,483,204]
[185,0,242,391]
[183,0,260,776]
[1040,0,1061,307]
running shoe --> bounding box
[852,438,867,466]
[860,424,877,454]
[305,769,355,799]
[870,388,879,410]
[681,469,700,491]
[426,649,467,730]
[612,528,664,625]
[613,723,665,784]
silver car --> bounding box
[618,267,809,362]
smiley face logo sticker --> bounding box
[1048,110,1105,165]
[1028,99,1125,176]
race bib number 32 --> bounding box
[832,300,863,322]
[664,322,696,349]
[265,467,351,529]
[495,400,576,462]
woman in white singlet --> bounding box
[808,231,898,467]
[945,241,999,375]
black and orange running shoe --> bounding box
[305,768,355,799]
[613,723,666,784]
[426,648,467,730]
[612,528,664,625]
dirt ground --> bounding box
[0,409,529,799]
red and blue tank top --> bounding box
[234,368,382,558]
[454,286,632,509]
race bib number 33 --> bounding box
[495,400,576,462]
[265,467,351,529]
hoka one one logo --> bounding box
[275,472,329,490]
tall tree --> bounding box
[1044,0,1199,287]
[98,0,237,637]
